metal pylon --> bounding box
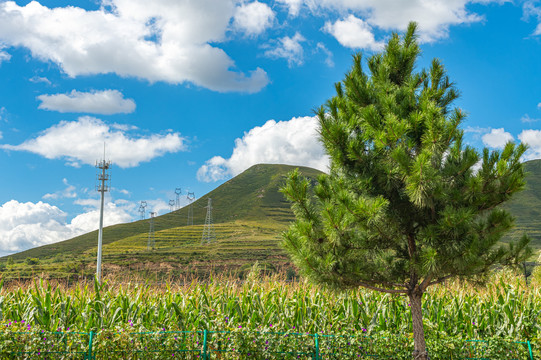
[147,212,156,250]
[187,192,195,226]
[175,188,182,210]
[201,198,216,244]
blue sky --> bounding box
[0,0,540,256]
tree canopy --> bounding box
[281,22,531,360]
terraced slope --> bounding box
[503,159,541,250]
[1,164,322,280]
[2,159,540,281]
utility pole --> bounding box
[96,150,111,283]
[201,198,216,244]
[148,212,156,251]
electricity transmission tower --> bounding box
[147,212,156,251]
[187,192,195,226]
[201,198,216,244]
[169,200,175,212]
[175,188,182,210]
[95,152,111,283]
[139,201,147,220]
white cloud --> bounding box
[43,178,77,200]
[0,199,131,256]
[481,128,514,149]
[197,116,329,182]
[29,76,52,85]
[0,131,2,140]
[523,1,541,36]
[68,202,132,234]
[1,116,185,168]
[144,199,170,216]
[316,42,334,67]
[0,106,7,122]
[0,0,268,93]
[264,32,305,67]
[37,89,136,115]
[233,1,275,36]
[276,0,303,16]
[538,102,541,109]
[521,114,540,123]
[518,129,541,161]
[324,15,383,51]
[0,47,10,63]
[297,0,487,42]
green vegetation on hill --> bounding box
[503,159,541,251]
[0,164,322,280]
[1,159,540,281]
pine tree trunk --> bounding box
[409,291,428,360]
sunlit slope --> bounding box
[6,164,322,262]
[502,159,541,250]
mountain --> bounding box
[0,164,322,280]
[502,159,541,250]
[2,159,540,282]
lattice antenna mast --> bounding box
[95,146,111,284]
[201,198,216,244]
[169,200,175,212]
[175,188,182,210]
[187,192,195,226]
[139,201,147,220]
[147,212,156,251]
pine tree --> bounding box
[281,23,532,360]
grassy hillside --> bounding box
[0,164,322,280]
[503,159,541,250]
[2,159,540,281]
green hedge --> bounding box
[0,329,535,359]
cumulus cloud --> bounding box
[0,199,131,256]
[324,15,383,51]
[0,47,10,63]
[264,32,305,67]
[276,0,303,16]
[521,114,540,123]
[197,116,329,182]
[481,128,514,149]
[1,116,185,168]
[519,129,541,161]
[43,178,77,200]
[0,0,268,93]
[316,42,334,67]
[29,76,52,85]
[233,1,275,36]
[523,1,541,36]
[289,0,486,42]
[37,89,136,115]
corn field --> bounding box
[0,270,539,358]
